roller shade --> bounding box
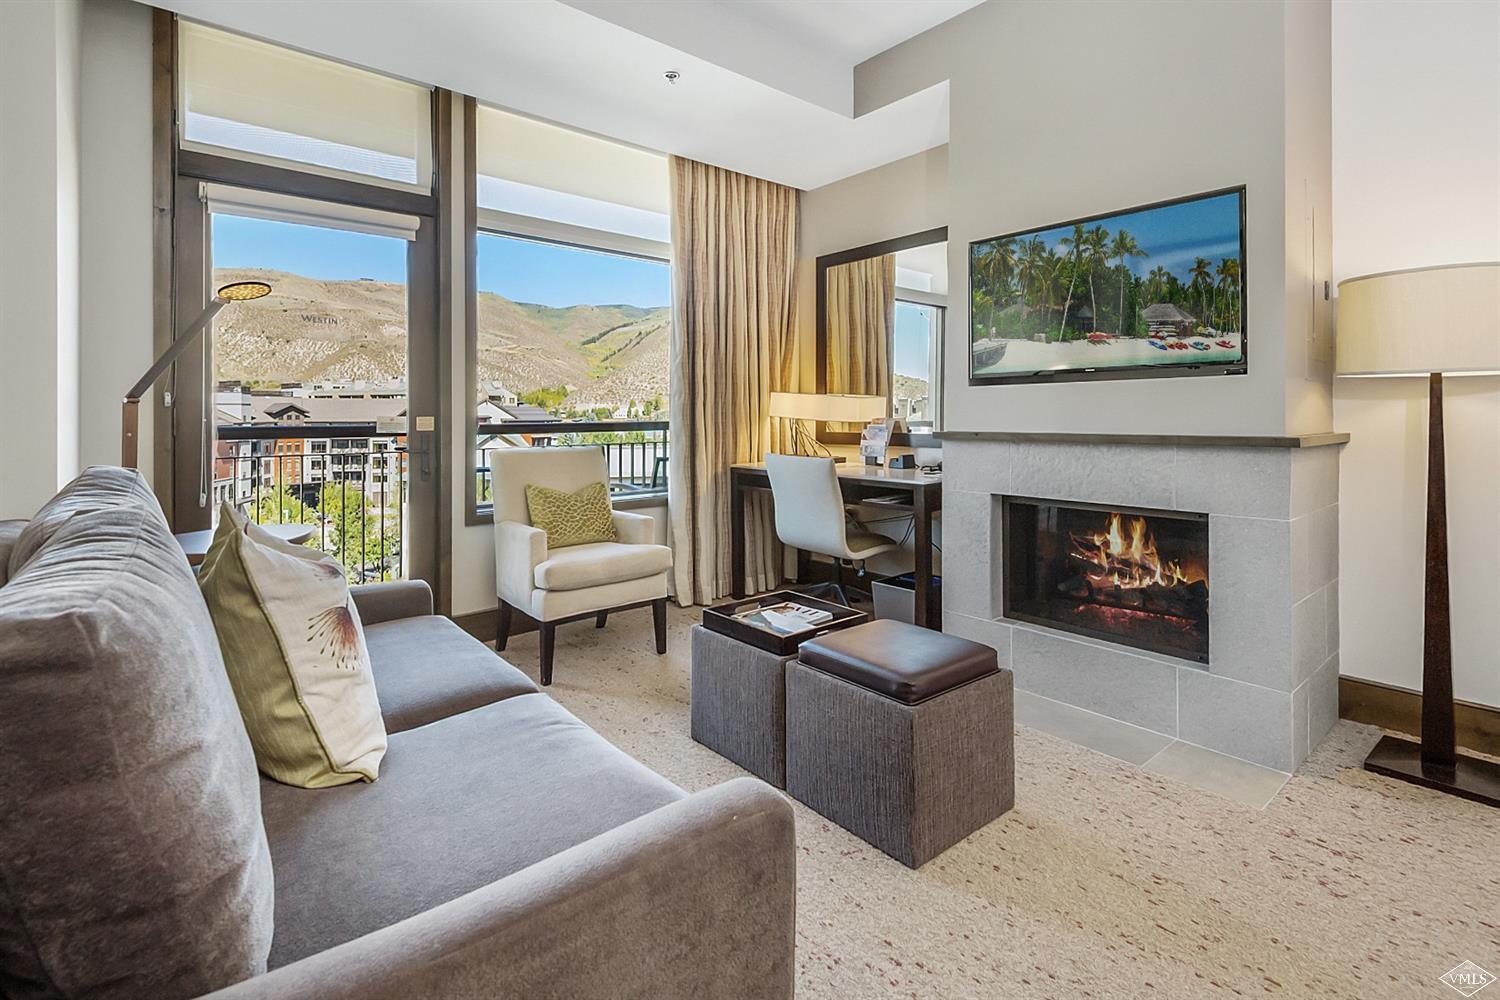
[180,21,432,191]
[476,105,669,240]
[201,183,422,241]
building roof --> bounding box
[1141,302,1197,323]
[261,397,409,424]
[495,403,559,423]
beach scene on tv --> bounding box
[970,190,1244,379]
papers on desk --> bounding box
[732,602,835,635]
[860,420,890,464]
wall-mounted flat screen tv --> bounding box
[969,187,1247,385]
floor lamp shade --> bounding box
[1334,261,1500,807]
[1336,262,1500,376]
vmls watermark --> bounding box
[1440,961,1495,997]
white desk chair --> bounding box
[764,453,898,605]
[491,447,672,686]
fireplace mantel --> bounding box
[935,430,1349,449]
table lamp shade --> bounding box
[1335,262,1500,377]
[769,392,887,423]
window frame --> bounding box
[892,295,945,428]
[465,216,672,525]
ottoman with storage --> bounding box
[690,624,797,787]
[785,619,1014,867]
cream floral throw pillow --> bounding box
[200,503,387,787]
[525,481,618,547]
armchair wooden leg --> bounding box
[539,623,556,686]
[595,612,608,628]
[651,598,667,655]
[496,601,513,652]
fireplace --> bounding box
[1002,496,1210,662]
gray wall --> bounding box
[855,0,1334,438]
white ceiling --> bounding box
[147,0,980,190]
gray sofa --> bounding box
[0,468,795,1000]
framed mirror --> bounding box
[815,226,947,446]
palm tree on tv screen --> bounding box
[1082,225,1110,336]
[1216,257,1241,332]
[1189,257,1214,331]
[1056,223,1087,341]
[1108,230,1147,335]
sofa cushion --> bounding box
[259,692,685,968]
[0,468,273,1000]
[200,504,387,787]
[364,614,537,733]
[533,540,673,592]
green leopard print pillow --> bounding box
[525,481,618,548]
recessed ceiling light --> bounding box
[664,70,680,84]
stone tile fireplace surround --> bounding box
[939,432,1345,772]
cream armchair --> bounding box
[491,447,672,686]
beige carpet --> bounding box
[498,606,1499,1000]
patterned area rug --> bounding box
[498,605,1499,999]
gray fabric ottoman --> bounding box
[691,625,796,787]
[785,620,1015,868]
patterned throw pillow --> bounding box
[200,503,387,788]
[525,481,618,548]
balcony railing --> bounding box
[215,423,406,584]
[476,419,669,507]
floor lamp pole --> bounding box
[1362,369,1499,806]
[1420,371,1456,768]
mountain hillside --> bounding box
[212,268,671,406]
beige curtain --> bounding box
[667,156,799,605]
[826,254,894,429]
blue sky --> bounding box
[894,302,933,378]
[977,191,1242,283]
[212,215,671,308]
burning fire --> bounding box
[1069,513,1196,591]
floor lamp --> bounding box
[1336,262,1500,807]
[121,281,272,471]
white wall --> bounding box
[79,0,154,478]
[1331,0,1500,708]
[856,1,1333,438]
[0,0,84,517]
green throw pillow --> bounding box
[525,481,617,548]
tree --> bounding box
[253,484,314,528]
[520,385,569,412]
[1056,224,1088,340]
[1145,266,1170,303]
[1108,230,1147,335]
[975,237,1018,332]
[1216,257,1241,331]
[1188,257,1214,329]
[1082,225,1111,334]
[317,481,401,583]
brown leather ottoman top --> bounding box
[798,619,998,705]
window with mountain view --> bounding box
[474,233,671,501]
[894,300,941,424]
[210,213,410,582]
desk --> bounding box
[729,462,942,629]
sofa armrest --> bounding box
[349,580,433,625]
[611,508,657,546]
[198,777,795,1000]
[493,519,547,607]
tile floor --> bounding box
[1013,688,1291,809]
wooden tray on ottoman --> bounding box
[702,591,867,656]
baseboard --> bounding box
[452,606,538,644]
[1339,676,1500,757]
